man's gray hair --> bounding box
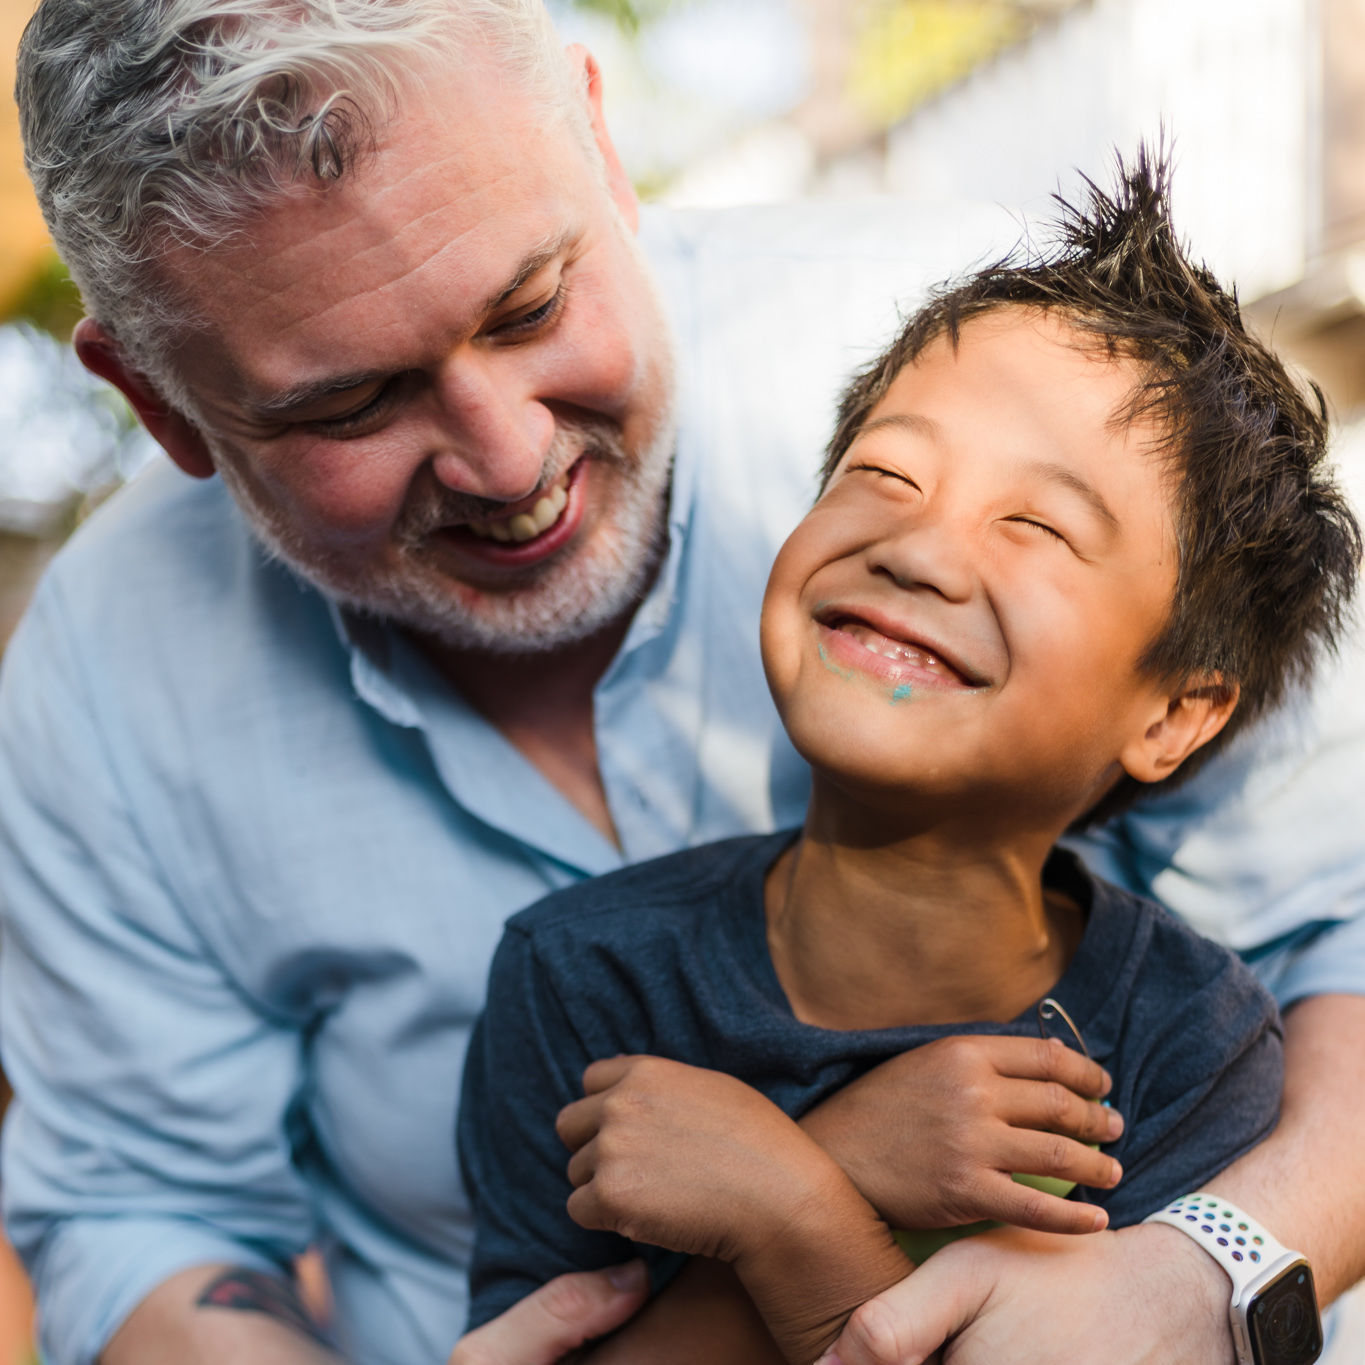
[17,0,577,390]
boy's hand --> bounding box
[558,1057,916,1363]
[801,1035,1124,1235]
[557,1055,869,1265]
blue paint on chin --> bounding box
[817,641,854,680]
[891,683,914,704]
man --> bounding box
[2,2,1362,1364]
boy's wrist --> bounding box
[730,1141,862,1265]
[733,1162,912,1363]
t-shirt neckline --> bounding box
[729,830,1131,1059]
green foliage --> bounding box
[570,0,682,36]
[850,0,1034,127]
[6,252,82,341]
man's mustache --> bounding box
[395,418,629,544]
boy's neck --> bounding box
[764,795,1085,1032]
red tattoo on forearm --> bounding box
[197,1268,333,1348]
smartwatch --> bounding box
[1144,1192,1322,1365]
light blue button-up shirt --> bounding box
[1,203,1362,1365]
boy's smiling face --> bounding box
[762,307,1190,828]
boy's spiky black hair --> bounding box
[822,144,1361,818]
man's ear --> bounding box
[73,318,216,480]
[1119,675,1240,785]
[566,44,639,233]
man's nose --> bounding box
[870,514,977,603]
[427,351,556,502]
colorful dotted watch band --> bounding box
[1143,1192,1288,1295]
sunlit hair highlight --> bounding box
[823,146,1361,818]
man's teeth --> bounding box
[839,622,950,672]
[468,478,569,544]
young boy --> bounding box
[457,151,1361,1363]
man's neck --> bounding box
[418,618,633,848]
[765,793,1084,1032]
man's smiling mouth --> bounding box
[467,468,572,544]
[423,459,591,570]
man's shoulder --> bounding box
[37,460,261,625]
[643,198,1025,394]
[486,832,790,1063]
[19,460,328,679]
[642,199,1022,272]
[643,200,1028,529]
[3,459,346,784]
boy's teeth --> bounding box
[468,478,570,543]
[840,622,946,671]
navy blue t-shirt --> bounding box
[459,832,1282,1329]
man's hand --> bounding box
[557,1055,862,1263]
[801,1035,1124,1235]
[813,1223,1231,1365]
[448,1263,649,1365]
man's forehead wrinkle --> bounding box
[239,217,574,394]
[241,154,568,321]
[214,213,577,418]
[172,70,597,414]
[191,200,475,394]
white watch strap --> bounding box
[1143,1192,1291,1296]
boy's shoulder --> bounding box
[1067,855,1281,1096]
[487,831,796,1056]
[1091,862,1272,996]
[504,830,793,946]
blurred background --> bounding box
[2,0,1364,1359]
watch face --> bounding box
[1248,1262,1322,1365]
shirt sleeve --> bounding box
[1087,929,1284,1227]
[1245,912,1365,1010]
[0,579,316,1365]
[458,923,662,1332]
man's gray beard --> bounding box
[216,407,677,656]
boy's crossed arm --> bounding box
[555,1038,1119,1364]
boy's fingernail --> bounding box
[1091,1207,1109,1232]
[1108,1159,1124,1186]
[1106,1109,1124,1138]
[607,1259,647,1292]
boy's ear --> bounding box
[1119,675,1240,785]
[73,318,217,480]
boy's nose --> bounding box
[870,521,976,603]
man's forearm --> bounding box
[100,1263,346,1365]
[798,992,1365,1365]
[1194,992,1365,1303]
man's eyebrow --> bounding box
[479,226,579,318]
[1024,460,1120,535]
[248,228,581,421]
[249,369,393,420]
